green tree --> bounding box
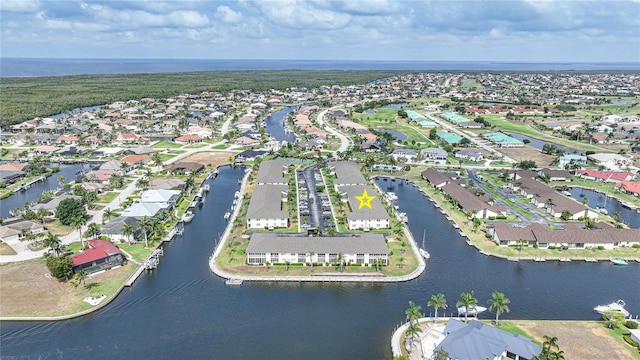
[43,232,62,257]
[404,318,422,355]
[432,347,450,360]
[103,208,116,222]
[71,216,87,248]
[428,293,447,323]
[73,270,89,288]
[122,223,134,245]
[56,198,86,226]
[46,255,73,280]
[405,300,422,323]
[456,291,478,322]
[138,216,152,248]
[429,128,437,140]
[487,291,511,325]
[85,222,101,239]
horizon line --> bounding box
[2,57,639,64]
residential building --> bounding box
[246,233,389,266]
[70,239,126,273]
[246,184,289,229]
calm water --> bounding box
[1,168,638,359]
[505,132,582,155]
[0,164,96,218]
[264,106,297,142]
[569,187,640,228]
[3,58,639,77]
[376,129,408,141]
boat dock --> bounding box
[144,248,164,270]
[13,176,45,192]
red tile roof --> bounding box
[120,154,151,164]
[71,239,122,266]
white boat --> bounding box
[181,210,195,223]
[203,184,210,192]
[224,211,231,220]
[225,278,243,286]
[594,299,630,317]
[420,248,430,260]
[398,212,408,223]
[457,305,487,316]
[610,257,628,266]
[620,200,637,210]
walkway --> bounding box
[316,106,352,154]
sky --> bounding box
[1,0,639,62]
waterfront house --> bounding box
[70,239,126,273]
[121,202,167,218]
[235,150,267,163]
[434,319,541,360]
[101,216,141,243]
[537,168,571,182]
[246,233,389,266]
[421,168,453,189]
[169,162,204,175]
[32,194,83,213]
[150,178,186,190]
[616,180,640,196]
[339,185,390,230]
[420,148,448,165]
[391,148,417,162]
[140,189,181,209]
[586,153,633,170]
[575,169,634,183]
[0,170,25,185]
[558,154,587,169]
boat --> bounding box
[181,210,195,223]
[610,257,628,266]
[203,184,210,192]
[420,248,430,260]
[224,211,231,220]
[398,212,408,223]
[620,200,637,210]
[457,305,487,316]
[225,278,243,286]
[594,299,630,317]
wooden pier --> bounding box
[13,176,45,192]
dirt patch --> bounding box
[0,259,135,317]
[497,147,557,167]
[0,243,17,255]
[514,320,637,359]
[180,151,235,169]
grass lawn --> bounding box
[212,144,229,149]
[157,153,177,162]
[98,191,119,203]
[152,141,182,149]
[119,243,155,263]
[484,117,610,153]
[185,144,209,148]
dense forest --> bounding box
[0,70,407,126]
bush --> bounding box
[55,198,86,225]
[623,335,639,348]
[46,255,73,280]
[626,321,639,329]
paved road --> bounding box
[316,107,351,153]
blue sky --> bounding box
[1,0,639,62]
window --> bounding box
[356,254,365,265]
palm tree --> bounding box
[85,222,101,239]
[103,208,116,222]
[404,317,422,355]
[71,216,87,248]
[43,232,62,256]
[405,300,422,323]
[138,216,152,248]
[456,291,478,323]
[306,251,315,271]
[428,293,447,323]
[487,291,510,325]
[122,223,134,245]
[74,270,89,287]
[336,252,344,272]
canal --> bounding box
[264,106,297,142]
[568,187,640,228]
[1,168,638,359]
[0,163,96,218]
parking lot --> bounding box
[297,165,336,233]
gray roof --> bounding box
[420,148,448,157]
[32,194,82,211]
[437,319,541,360]
[256,160,288,185]
[101,216,140,235]
[340,185,390,221]
[246,233,389,254]
[329,161,366,187]
[246,184,289,220]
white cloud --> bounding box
[216,5,242,24]
[0,0,41,12]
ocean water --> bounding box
[2,58,639,77]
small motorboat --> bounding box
[610,257,628,266]
[457,305,487,316]
[225,278,243,286]
[181,210,195,223]
[594,299,629,317]
[420,248,430,260]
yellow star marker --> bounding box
[355,189,375,209]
